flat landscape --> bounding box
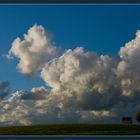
[0,124,139,135]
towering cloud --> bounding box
[3,24,140,125]
[117,30,140,96]
[41,47,116,92]
[41,47,120,111]
[7,24,60,76]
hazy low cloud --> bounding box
[2,24,140,125]
[0,81,10,99]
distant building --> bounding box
[122,117,132,125]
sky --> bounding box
[0,4,140,92]
[1,4,140,125]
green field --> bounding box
[0,124,139,135]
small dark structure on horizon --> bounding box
[122,117,132,125]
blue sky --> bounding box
[1,4,140,92]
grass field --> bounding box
[0,124,139,135]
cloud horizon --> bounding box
[0,24,139,125]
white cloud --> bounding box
[41,47,117,94]
[117,30,140,96]
[7,24,60,77]
[4,25,140,125]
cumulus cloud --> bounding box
[117,30,140,96]
[7,24,60,77]
[3,25,140,125]
[0,86,49,125]
[41,47,117,93]
[21,86,49,100]
[41,47,120,111]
